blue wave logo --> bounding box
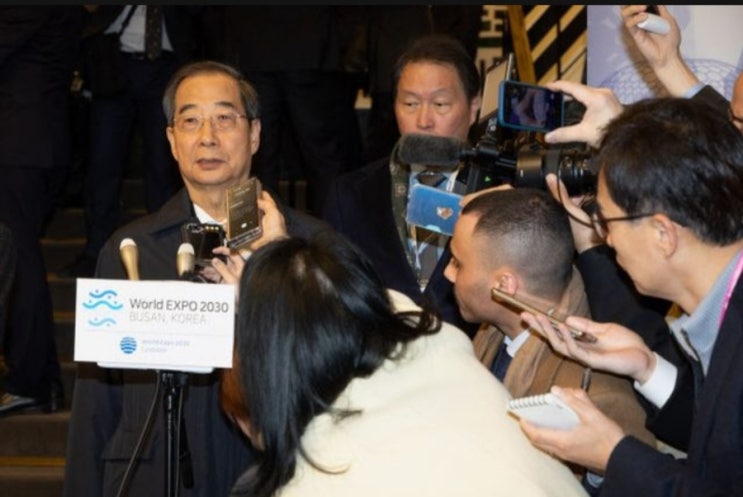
[84,288,123,327]
[120,336,137,354]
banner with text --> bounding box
[74,278,235,373]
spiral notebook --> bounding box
[507,392,579,430]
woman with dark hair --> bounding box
[222,235,588,497]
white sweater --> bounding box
[277,290,588,497]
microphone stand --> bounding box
[159,370,192,497]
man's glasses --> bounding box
[590,210,655,240]
[172,111,248,133]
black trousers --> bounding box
[0,167,60,398]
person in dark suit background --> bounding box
[203,6,365,217]
[322,35,482,334]
[60,5,203,278]
[363,6,483,163]
[0,7,82,415]
[0,223,17,353]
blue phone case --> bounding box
[405,184,462,237]
[497,80,565,133]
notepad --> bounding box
[507,392,579,430]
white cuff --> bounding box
[634,352,677,408]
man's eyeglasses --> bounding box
[590,210,655,240]
[172,111,248,133]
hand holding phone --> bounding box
[225,177,263,250]
[490,287,597,343]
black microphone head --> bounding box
[397,133,466,167]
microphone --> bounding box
[177,242,195,278]
[176,242,209,282]
[398,133,515,173]
[398,133,467,167]
[119,238,140,281]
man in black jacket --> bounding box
[63,60,334,497]
[323,35,481,334]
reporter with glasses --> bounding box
[515,85,743,497]
[63,60,333,497]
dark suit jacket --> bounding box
[82,5,201,63]
[323,157,475,334]
[213,6,344,72]
[0,7,81,170]
[64,188,334,497]
[575,245,692,449]
[600,273,743,497]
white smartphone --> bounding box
[490,287,597,343]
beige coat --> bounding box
[473,268,656,475]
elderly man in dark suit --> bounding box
[0,6,82,416]
[63,60,334,497]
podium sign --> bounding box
[74,278,235,373]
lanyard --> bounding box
[719,252,743,327]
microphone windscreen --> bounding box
[119,238,140,281]
[177,242,196,278]
[398,133,465,167]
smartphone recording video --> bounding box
[497,80,565,134]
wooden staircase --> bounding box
[0,174,147,497]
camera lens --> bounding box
[513,148,596,196]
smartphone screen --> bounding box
[490,287,597,343]
[225,177,263,250]
[498,81,565,133]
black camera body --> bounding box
[465,113,597,197]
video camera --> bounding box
[398,117,597,197]
[398,56,598,197]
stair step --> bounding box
[49,275,77,314]
[41,238,85,274]
[44,205,147,241]
[0,411,69,458]
[0,463,64,497]
[54,313,75,363]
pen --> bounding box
[581,367,592,391]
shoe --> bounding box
[0,392,47,416]
[58,253,97,278]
